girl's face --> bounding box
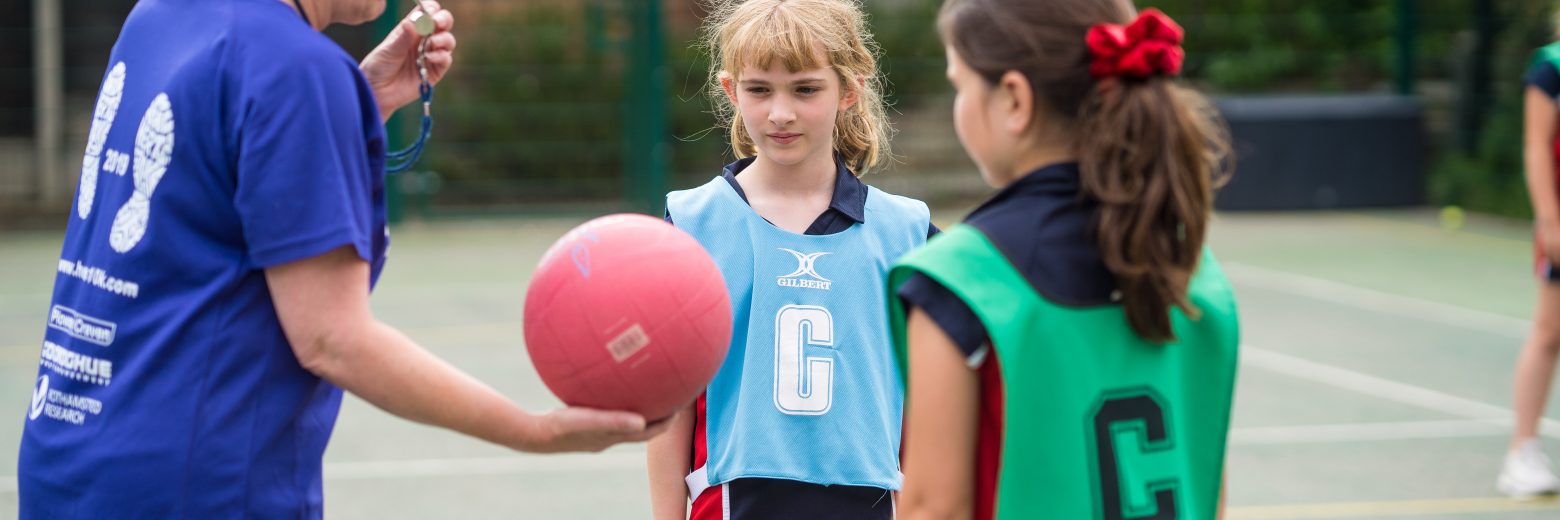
[945,46,1014,188]
[942,44,1004,186]
[725,60,858,171]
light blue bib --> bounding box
[667,176,928,493]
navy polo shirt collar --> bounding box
[721,156,868,225]
[971,162,1082,217]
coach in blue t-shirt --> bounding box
[17,1,663,518]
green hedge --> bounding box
[411,0,1541,214]
[1429,0,1552,219]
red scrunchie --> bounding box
[1087,8,1185,79]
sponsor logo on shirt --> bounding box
[48,305,116,347]
[28,375,47,421]
[777,248,832,291]
[39,340,113,386]
[26,373,103,426]
[57,258,140,299]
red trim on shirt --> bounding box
[690,393,722,519]
[974,351,1005,520]
[689,485,723,520]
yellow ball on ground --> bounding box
[1439,205,1465,231]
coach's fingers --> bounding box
[432,5,454,32]
[426,32,457,53]
[571,408,648,433]
[425,51,453,83]
[607,420,671,445]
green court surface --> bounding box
[1,208,1559,519]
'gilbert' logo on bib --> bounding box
[777,248,832,291]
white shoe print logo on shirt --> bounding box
[77,62,127,220]
[109,93,175,253]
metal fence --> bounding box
[0,0,1539,224]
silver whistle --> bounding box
[409,6,435,37]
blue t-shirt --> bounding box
[18,0,386,518]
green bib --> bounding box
[1532,41,1560,71]
[889,224,1239,519]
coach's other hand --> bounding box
[361,0,456,123]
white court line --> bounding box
[1224,262,1530,339]
[1227,495,1560,519]
[0,265,1546,495]
[1243,347,1560,440]
[0,417,1526,496]
[0,451,650,493]
[0,375,1541,495]
[1225,262,1560,443]
[0,418,1526,495]
[322,450,645,480]
[1229,419,1509,445]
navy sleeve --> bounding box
[898,271,989,364]
[1527,60,1560,100]
[234,50,382,269]
[927,222,940,240]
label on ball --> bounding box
[607,324,651,362]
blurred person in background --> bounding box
[1501,0,1560,500]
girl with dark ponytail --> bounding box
[888,1,1238,518]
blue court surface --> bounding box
[1,208,1559,519]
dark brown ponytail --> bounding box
[1078,79,1229,342]
[939,0,1231,342]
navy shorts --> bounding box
[690,478,893,520]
